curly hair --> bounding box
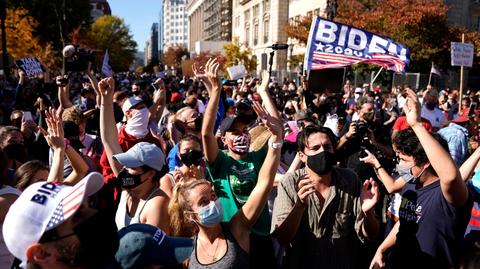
[168,179,210,237]
[393,128,449,167]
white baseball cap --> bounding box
[113,142,165,171]
[2,172,104,261]
[122,96,143,113]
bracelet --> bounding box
[268,138,283,149]
[374,165,383,173]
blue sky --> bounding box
[109,1,161,52]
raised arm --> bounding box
[196,59,221,164]
[86,63,101,108]
[99,77,123,176]
[460,146,480,181]
[230,103,282,233]
[360,149,405,193]
[405,89,468,207]
[56,76,74,109]
[63,145,89,185]
[257,70,281,120]
[40,107,65,183]
[149,79,167,123]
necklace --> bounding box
[198,236,220,262]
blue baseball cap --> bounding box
[113,142,165,171]
[115,224,193,269]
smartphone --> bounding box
[23,111,33,122]
[359,146,368,158]
[469,102,477,117]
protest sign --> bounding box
[181,60,194,77]
[15,57,44,78]
[451,42,474,67]
[304,17,410,73]
[226,64,247,80]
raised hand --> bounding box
[360,178,379,214]
[359,149,381,168]
[40,107,65,151]
[404,88,422,128]
[204,58,221,91]
[252,101,283,138]
[98,77,115,98]
[193,60,213,91]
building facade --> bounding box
[232,0,289,77]
[159,4,164,59]
[163,0,189,49]
[446,0,480,31]
[188,0,232,51]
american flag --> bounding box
[311,51,406,73]
[46,181,86,229]
[304,17,410,73]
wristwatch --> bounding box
[268,139,283,149]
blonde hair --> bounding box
[168,179,210,237]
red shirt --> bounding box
[100,126,162,184]
[392,116,433,133]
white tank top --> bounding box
[0,186,21,268]
[115,189,159,230]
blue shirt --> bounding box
[167,144,182,172]
[438,123,468,166]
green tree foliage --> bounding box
[223,42,257,73]
[82,16,137,71]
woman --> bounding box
[13,160,49,191]
[98,77,171,233]
[169,107,283,267]
[160,134,206,198]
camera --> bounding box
[353,121,369,138]
[63,45,95,72]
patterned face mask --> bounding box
[229,132,251,154]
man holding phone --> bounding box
[271,125,380,269]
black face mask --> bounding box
[180,150,203,167]
[3,143,27,162]
[117,169,147,189]
[307,151,336,175]
[73,211,119,269]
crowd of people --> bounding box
[1,57,480,269]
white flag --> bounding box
[102,49,113,77]
[430,62,441,77]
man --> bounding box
[438,114,469,166]
[2,172,119,269]
[337,97,393,179]
[370,89,471,269]
[198,59,281,267]
[421,89,446,130]
[272,125,380,269]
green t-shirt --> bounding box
[208,147,271,235]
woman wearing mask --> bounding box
[99,77,171,233]
[160,134,206,198]
[168,110,282,268]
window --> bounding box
[253,4,259,17]
[263,0,270,12]
[263,19,269,43]
[245,10,250,21]
[314,8,320,16]
[254,23,259,45]
[245,26,250,47]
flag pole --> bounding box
[371,67,384,90]
[459,33,465,101]
[428,63,432,86]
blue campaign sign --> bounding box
[304,17,410,73]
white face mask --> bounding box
[125,107,149,138]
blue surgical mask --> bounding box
[397,163,414,183]
[197,200,223,227]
